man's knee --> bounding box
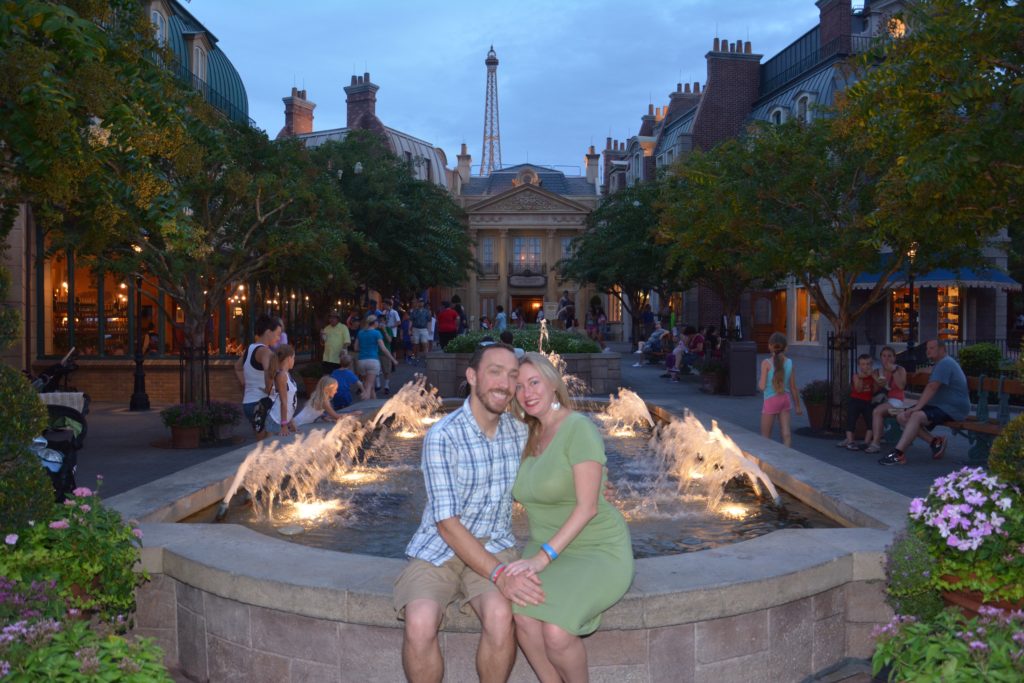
[404,600,443,647]
[476,595,513,638]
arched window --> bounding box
[150,9,166,46]
[769,107,786,125]
[796,96,811,123]
[192,45,207,82]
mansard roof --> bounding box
[461,164,594,197]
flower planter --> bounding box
[940,575,1024,619]
[303,376,319,397]
[805,403,827,431]
[700,371,727,395]
[170,425,201,449]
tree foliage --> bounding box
[559,181,684,341]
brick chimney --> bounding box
[666,82,702,119]
[817,0,852,55]
[691,38,763,152]
[277,87,315,139]
[344,72,385,134]
[638,104,657,137]
[457,143,472,184]
[584,145,600,185]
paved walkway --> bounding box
[76,348,968,501]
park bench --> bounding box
[883,371,1024,466]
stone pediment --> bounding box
[468,185,590,215]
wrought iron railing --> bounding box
[479,262,500,276]
[170,59,254,127]
[760,34,874,97]
[508,262,547,276]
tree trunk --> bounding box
[828,323,854,433]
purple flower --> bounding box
[48,519,69,530]
[96,474,103,480]
[72,486,93,497]
[969,640,988,651]
[132,528,143,540]
[3,534,16,545]
[78,504,91,513]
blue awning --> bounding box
[853,267,1021,291]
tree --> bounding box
[314,132,473,303]
[658,140,782,339]
[841,0,1023,249]
[559,181,684,343]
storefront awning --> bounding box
[853,267,1021,291]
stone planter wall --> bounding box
[425,351,622,398]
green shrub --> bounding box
[159,403,210,429]
[882,529,943,621]
[800,379,830,405]
[444,327,601,354]
[0,365,49,462]
[989,413,1024,489]
[0,449,57,534]
[956,342,1002,378]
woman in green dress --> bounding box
[504,352,634,682]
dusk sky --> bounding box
[193,0,831,175]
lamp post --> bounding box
[905,242,918,372]
[129,273,150,411]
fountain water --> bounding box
[369,374,443,436]
[536,319,589,396]
[597,388,655,436]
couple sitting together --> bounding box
[394,342,634,683]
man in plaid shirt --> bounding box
[394,343,544,683]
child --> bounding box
[293,375,344,427]
[758,332,802,447]
[864,346,908,454]
[837,354,878,450]
[266,344,298,437]
[330,353,364,411]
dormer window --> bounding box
[769,107,787,125]
[192,45,207,82]
[795,95,813,123]
[150,9,167,46]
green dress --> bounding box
[512,412,634,635]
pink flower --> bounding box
[72,487,93,498]
[96,474,103,480]
[78,504,91,513]
[48,520,69,530]
[4,534,17,545]
[132,528,143,540]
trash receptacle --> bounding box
[726,341,758,396]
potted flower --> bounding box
[159,403,210,449]
[698,358,728,395]
[206,401,241,441]
[800,380,830,431]
[907,467,1024,615]
[298,362,325,397]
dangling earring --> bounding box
[551,400,561,411]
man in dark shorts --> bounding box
[879,339,970,466]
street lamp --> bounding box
[129,273,150,411]
[905,242,918,371]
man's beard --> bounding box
[474,382,511,416]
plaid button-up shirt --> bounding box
[405,399,527,566]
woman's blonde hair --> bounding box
[311,375,338,412]
[510,352,573,459]
[768,332,788,393]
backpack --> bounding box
[250,396,273,433]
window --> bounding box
[192,45,207,82]
[937,287,961,341]
[424,158,432,182]
[561,237,574,260]
[479,296,496,325]
[795,289,819,342]
[890,287,920,344]
[512,237,542,272]
[480,237,496,274]
[796,96,811,123]
[151,9,167,46]
[770,108,786,125]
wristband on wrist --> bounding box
[490,563,507,583]
[541,543,558,561]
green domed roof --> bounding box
[165,2,249,124]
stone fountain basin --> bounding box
[112,400,907,682]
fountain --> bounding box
[112,376,910,681]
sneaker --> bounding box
[632,362,643,368]
[930,436,947,460]
[836,440,852,448]
[878,450,906,466]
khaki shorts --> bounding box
[356,358,381,376]
[393,547,519,623]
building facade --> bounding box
[604,0,1019,355]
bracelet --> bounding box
[541,543,558,561]
[280,419,290,425]
[490,563,507,584]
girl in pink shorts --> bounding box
[758,332,802,447]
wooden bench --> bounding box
[884,371,1024,465]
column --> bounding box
[498,228,509,310]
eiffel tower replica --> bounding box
[480,46,502,176]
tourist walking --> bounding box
[233,314,282,433]
[345,310,362,350]
[864,346,907,454]
[879,339,968,466]
[836,354,879,450]
[495,305,508,332]
[758,332,802,447]
[409,299,431,363]
[353,315,397,401]
[265,344,298,437]
[394,343,544,683]
[505,352,634,683]
[436,301,459,350]
[292,375,344,426]
[321,310,350,374]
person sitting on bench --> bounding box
[878,339,969,466]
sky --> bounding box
[191,0,825,175]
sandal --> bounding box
[835,440,853,448]
[845,442,861,451]
[863,443,881,454]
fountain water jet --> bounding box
[597,388,655,436]
[536,319,589,396]
[369,374,442,433]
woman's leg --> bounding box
[513,615,561,683]
[779,410,792,447]
[760,412,776,440]
[541,622,588,683]
[362,371,377,400]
